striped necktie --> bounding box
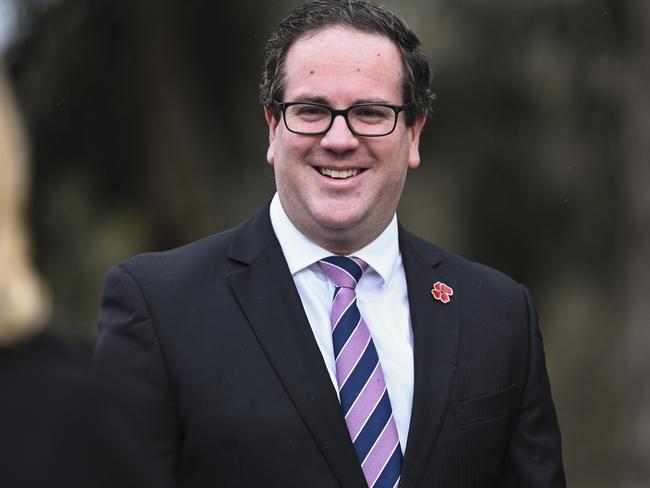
[318,256,402,488]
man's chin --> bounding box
[316,213,365,233]
[309,214,378,254]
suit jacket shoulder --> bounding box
[401,228,523,292]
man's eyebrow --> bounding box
[292,95,329,104]
[353,98,391,105]
[290,95,393,105]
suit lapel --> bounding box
[225,207,367,488]
[399,227,461,488]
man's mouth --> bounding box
[318,167,363,179]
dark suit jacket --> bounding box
[95,205,566,488]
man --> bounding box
[95,1,566,487]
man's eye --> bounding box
[295,106,329,118]
[353,107,390,120]
[350,106,393,125]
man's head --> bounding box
[261,0,433,255]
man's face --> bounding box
[265,26,425,254]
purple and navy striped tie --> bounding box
[319,256,402,488]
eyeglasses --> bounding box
[274,101,405,137]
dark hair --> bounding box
[259,0,435,126]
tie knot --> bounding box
[318,256,368,289]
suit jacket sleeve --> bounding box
[94,264,179,488]
[499,286,566,487]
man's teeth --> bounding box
[319,168,360,179]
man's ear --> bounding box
[264,106,280,166]
[407,115,427,169]
[264,106,280,140]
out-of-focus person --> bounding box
[0,65,49,347]
[0,65,161,488]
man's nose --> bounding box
[320,114,360,152]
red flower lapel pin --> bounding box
[431,281,453,304]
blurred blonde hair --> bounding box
[0,66,50,346]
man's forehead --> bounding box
[287,25,399,58]
[282,25,403,93]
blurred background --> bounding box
[0,0,647,486]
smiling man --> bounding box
[95,1,566,487]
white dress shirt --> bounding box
[269,193,414,452]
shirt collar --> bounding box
[269,193,399,284]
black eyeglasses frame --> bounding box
[274,100,405,137]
